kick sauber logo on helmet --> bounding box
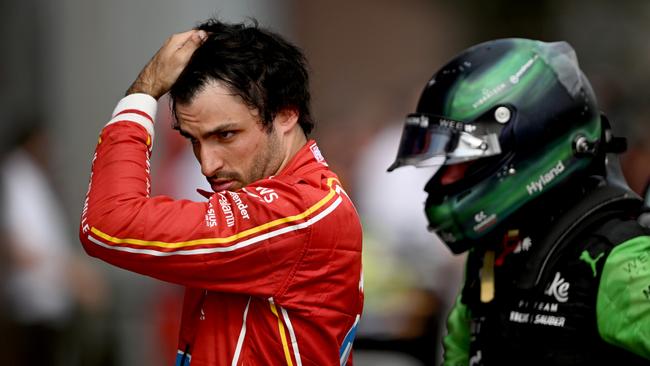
[526,160,566,196]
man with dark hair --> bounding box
[170,19,314,136]
[80,19,363,365]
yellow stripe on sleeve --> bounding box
[91,178,341,250]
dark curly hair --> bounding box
[170,18,314,135]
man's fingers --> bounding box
[179,30,208,52]
[165,29,206,50]
[195,30,208,43]
[175,30,207,62]
[127,29,208,98]
[170,29,199,43]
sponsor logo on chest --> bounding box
[505,272,571,329]
[205,202,217,228]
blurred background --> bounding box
[0,0,648,365]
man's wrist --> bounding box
[107,93,158,140]
[126,79,158,99]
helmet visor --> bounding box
[387,113,501,171]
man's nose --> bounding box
[199,148,224,177]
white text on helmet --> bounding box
[406,115,429,128]
[439,119,477,133]
[526,160,566,196]
[472,83,507,109]
[509,54,539,84]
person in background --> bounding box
[389,38,650,365]
[79,18,363,365]
[1,118,108,366]
[352,123,464,366]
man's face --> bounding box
[175,82,285,192]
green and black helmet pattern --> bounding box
[389,38,602,254]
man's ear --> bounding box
[273,107,299,134]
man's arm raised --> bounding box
[126,29,207,99]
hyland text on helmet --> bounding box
[526,160,566,196]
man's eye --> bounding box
[188,137,199,145]
[218,131,236,140]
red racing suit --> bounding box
[79,94,364,366]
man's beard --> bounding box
[208,129,283,191]
[248,129,283,184]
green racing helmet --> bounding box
[388,38,605,254]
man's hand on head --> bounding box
[126,29,208,99]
